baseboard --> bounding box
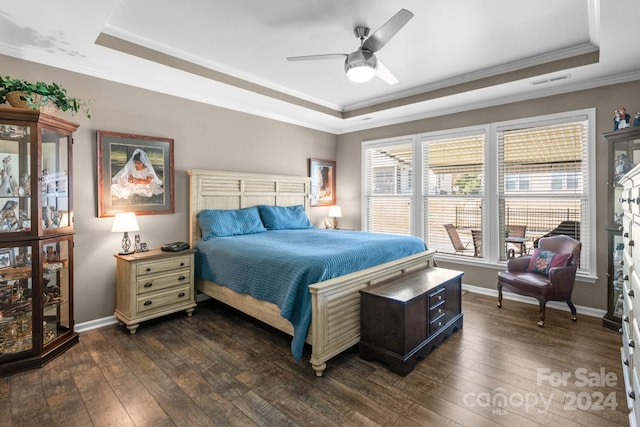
[462,283,607,319]
[74,315,119,333]
[74,287,606,334]
[74,294,212,333]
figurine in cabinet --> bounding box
[615,153,635,182]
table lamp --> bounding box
[328,205,342,229]
[112,212,139,255]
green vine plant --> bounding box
[0,76,91,118]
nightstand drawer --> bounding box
[136,255,191,276]
[136,269,191,294]
[137,286,192,313]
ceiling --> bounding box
[0,0,639,134]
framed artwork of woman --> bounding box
[97,131,175,217]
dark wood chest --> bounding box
[359,267,463,375]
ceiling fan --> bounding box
[287,9,414,85]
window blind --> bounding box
[422,133,486,256]
[497,120,588,268]
[363,141,413,235]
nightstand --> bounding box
[114,248,196,334]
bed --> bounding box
[188,169,436,376]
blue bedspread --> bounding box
[195,228,427,360]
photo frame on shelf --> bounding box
[309,158,336,207]
[97,131,174,217]
[0,248,15,269]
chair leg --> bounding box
[497,285,503,308]
[567,299,577,321]
[537,300,546,327]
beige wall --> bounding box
[336,79,640,311]
[1,55,337,323]
[4,52,639,322]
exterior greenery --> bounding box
[0,76,90,118]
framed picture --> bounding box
[0,248,15,269]
[309,158,336,207]
[97,131,175,217]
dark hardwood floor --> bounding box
[0,292,628,427]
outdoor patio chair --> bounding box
[444,224,473,255]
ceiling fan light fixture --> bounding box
[345,50,377,83]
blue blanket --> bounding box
[195,228,427,360]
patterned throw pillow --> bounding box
[527,248,571,276]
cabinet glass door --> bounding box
[41,129,70,230]
[0,244,33,356]
[612,234,624,320]
[0,123,31,234]
[42,239,71,346]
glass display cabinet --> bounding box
[602,127,640,330]
[0,106,78,374]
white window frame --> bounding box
[361,108,596,279]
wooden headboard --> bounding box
[187,170,311,245]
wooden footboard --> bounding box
[196,249,435,376]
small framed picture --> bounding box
[140,243,149,252]
[309,158,336,207]
[0,248,15,269]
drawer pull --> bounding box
[144,301,152,306]
[629,390,636,400]
[438,295,443,301]
[624,315,630,323]
[178,292,186,298]
[629,340,635,348]
[146,267,152,272]
[624,275,629,281]
[629,289,635,298]
[630,240,635,247]
[624,358,630,366]
[178,275,186,281]
[180,262,185,266]
[625,232,630,238]
[144,282,153,288]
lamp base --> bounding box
[118,250,135,255]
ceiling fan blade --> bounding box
[376,60,399,85]
[287,54,347,61]
[362,9,414,53]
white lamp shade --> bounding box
[328,206,342,218]
[345,50,377,83]
[111,212,140,233]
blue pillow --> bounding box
[258,205,313,230]
[198,207,266,239]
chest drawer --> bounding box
[136,254,191,276]
[428,287,446,308]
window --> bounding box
[361,109,595,276]
[420,129,487,257]
[496,114,591,270]
[362,137,414,235]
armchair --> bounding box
[497,234,581,327]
